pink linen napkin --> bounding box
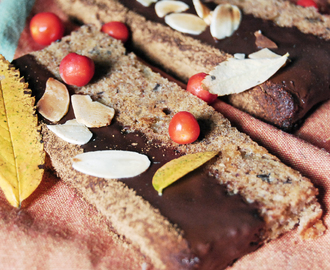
[2,0,330,269]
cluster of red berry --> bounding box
[30,12,130,46]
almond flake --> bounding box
[72,150,151,179]
[165,13,207,35]
[155,1,189,18]
[47,119,93,145]
[254,30,278,49]
[234,53,245,60]
[210,4,241,40]
[249,48,281,59]
[192,0,213,25]
[136,0,158,7]
[36,78,70,122]
[202,53,289,96]
[71,95,115,128]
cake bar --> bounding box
[13,25,325,269]
[56,0,330,129]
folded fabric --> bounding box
[0,0,35,61]
[2,0,330,269]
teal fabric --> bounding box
[0,0,35,61]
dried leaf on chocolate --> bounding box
[152,151,218,195]
[0,55,45,207]
[203,53,289,96]
[72,150,151,179]
[248,48,281,59]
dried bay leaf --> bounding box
[248,48,281,59]
[152,151,218,195]
[0,55,44,207]
[203,53,289,96]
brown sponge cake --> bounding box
[13,25,325,269]
[56,0,330,130]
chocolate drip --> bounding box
[120,0,330,124]
[13,55,265,270]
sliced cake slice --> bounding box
[13,25,325,270]
[56,0,330,129]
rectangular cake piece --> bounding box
[56,0,330,129]
[13,25,325,270]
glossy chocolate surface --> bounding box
[120,0,330,124]
[13,55,265,270]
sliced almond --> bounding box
[192,0,213,25]
[71,95,115,128]
[155,1,189,18]
[72,150,151,179]
[234,53,245,60]
[136,0,158,7]
[254,30,278,49]
[249,48,281,59]
[47,119,93,145]
[210,4,241,40]
[165,13,207,35]
[202,53,289,96]
[36,78,70,122]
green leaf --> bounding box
[152,151,218,195]
[0,55,45,207]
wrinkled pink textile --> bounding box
[3,0,330,269]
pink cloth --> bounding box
[4,0,330,269]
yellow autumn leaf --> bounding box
[152,151,219,195]
[0,55,45,207]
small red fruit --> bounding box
[186,72,218,104]
[30,12,65,46]
[59,53,95,87]
[168,111,200,144]
[101,21,130,43]
[296,0,318,9]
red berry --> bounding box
[101,21,129,43]
[168,111,200,144]
[186,73,218,104]
[59,53,95,87]
[296,0,318,9]
[30,12,65,46]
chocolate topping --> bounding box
[13,54,265,270]
[120,0,330,125]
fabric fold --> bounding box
[0,0,35,61]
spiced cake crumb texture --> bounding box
[56,0,330,130]
[22,25,325,269]
[211,0,330,39]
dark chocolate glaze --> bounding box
[13,55,265,270]
[120,0,330,125]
